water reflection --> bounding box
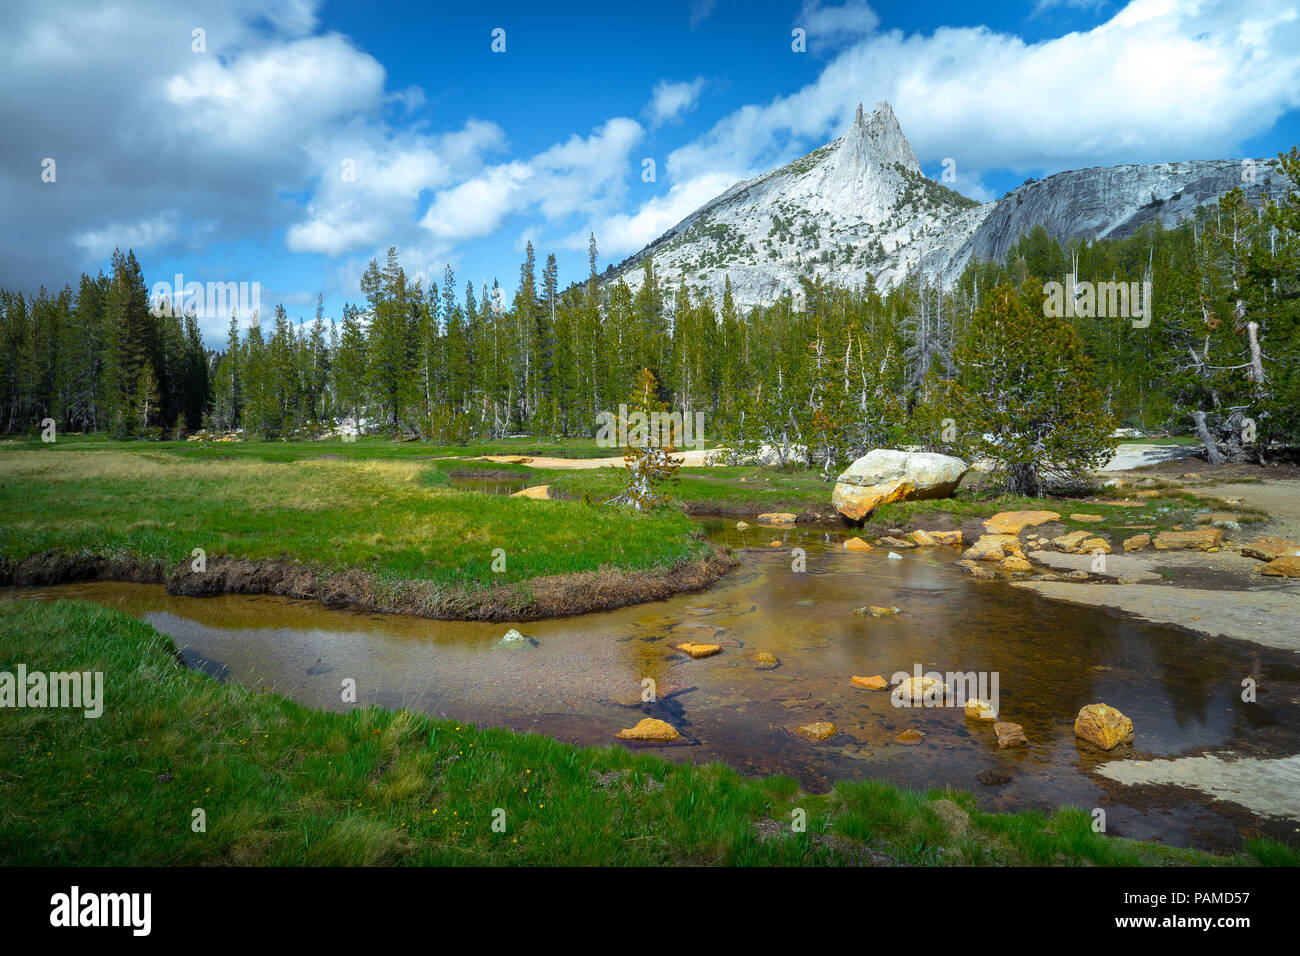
[13,520,1300,851]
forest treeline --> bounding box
[2,149,1297,481]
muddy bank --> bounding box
[0,546,739,622]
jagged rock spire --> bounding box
[842,101,921,173]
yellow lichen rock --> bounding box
[1154,529,1223,551]
[1262,555,1300,577]
[831,477,914,522]
[851,674,888,690]
[616,718,681,741]
[844,536,873,550]
[983,510,1061,535]
[757,512,797,526]
[964,699,998,720]
[993,721,1027,748]
[963,534,1024,562]
[929,530,963,547]
[510,484,551,499]
[1074,703,1134,750]
[1122,534,1150,552]
[1051,531,1092,552]
[676,642,721,659]
[999,555,1033,573]
[1241,537,1300,561]
[910,529,938,547]
[795,721,838,741]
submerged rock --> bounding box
[993,721,1028,749]
[795,721,838,741]
[676,642,722,659]
[497,628,535,649]
[895,729,926,745]
[893,675,950,705]
[831,449,969,521]
[851,674,888,690]
[1074,703,1134,750]
[858,605,901,617]
[964,699,998,720]
[616,718,681,741]
[751,651,780,670]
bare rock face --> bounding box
[602,101,1289,312]
[832,449,968,521]
[1074,703,1134,751]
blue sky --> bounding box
[3,0,1299,344]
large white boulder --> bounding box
[832,449,968,521]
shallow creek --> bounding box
[14,517,1300,852]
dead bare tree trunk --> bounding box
[1246,321,1266,384]
[1192,410,1225,465]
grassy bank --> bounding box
[0,443,728,619]
[3,600,1291,866]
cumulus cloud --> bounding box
[797,0,881,46]
[668,0,1300,185]
[647,79,706,126]
[421,118,643,243]
[573,171,740,255]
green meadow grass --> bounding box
[3,600,1290,867]
[0,445,705,590]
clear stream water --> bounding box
[13,516,1300,852]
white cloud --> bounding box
[420,118,643,243]
[647,78,706,125]
[668,0,1300,186]
[578,171,740,255]
[797,0,881,45]
[74,210,182,259]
